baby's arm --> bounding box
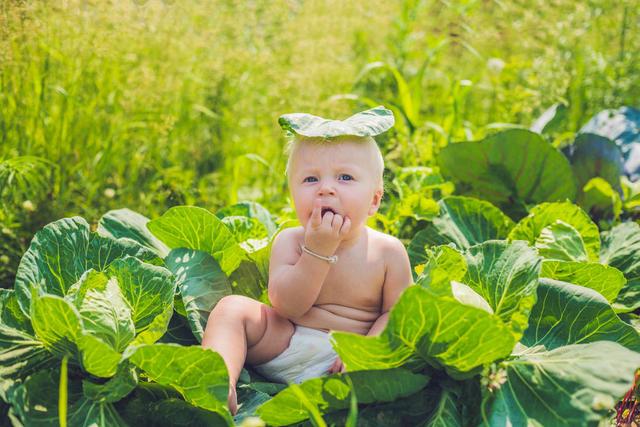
[366,237,412,336]
[269,200,351,318]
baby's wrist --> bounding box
[300,244,338,264]
[303,239,338,257]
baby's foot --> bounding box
[228,384,238,415]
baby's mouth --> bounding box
[321,207,337,217]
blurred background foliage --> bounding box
[0,0,639,285]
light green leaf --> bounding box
[106,256,176,332]
[487,342,640,426]
[415,245,467,291]
[450,281,493,314]
[128,344,232,425]
[540,260,625,302]
[508,202,600,261]
[216,201,277,238]
[30,294,82,358]
[462,241,541,340]
[535,220,589,262]
[256,369,428,426]
[14,217,157,316]
[332,286,515,376]
[278,106,394,138]
[129,303,174,346]
[408,197,514,261]
[220,216,268,244]
[69,271,135,352]
[437,129,576,218]
[76,334,122,378]
[98,208,170,258]
[30,292,123,378]
[147,206,246,276]
[600,222,640,312]
[523,278,640,352]
[0,289,32,334]
[165,249,231,342]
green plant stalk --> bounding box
[344,375,359,427]
[59,355,69,427]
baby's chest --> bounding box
[316,258,386,308]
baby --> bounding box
[201,107,412,415]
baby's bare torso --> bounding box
[285,226,387,335]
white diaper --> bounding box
[252,325,338,384]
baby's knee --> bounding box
[209,294,259,321]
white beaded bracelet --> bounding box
[299,244,338,264]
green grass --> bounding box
[0,0,638,284]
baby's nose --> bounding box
[317,182,336,195]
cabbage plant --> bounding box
[0,216,233,425]
[252,197,640,426]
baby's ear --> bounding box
[368,188,384,216]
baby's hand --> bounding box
[328,356,345,374]
[304,198,351,256]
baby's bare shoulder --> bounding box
[270,226,304,265]
[273,225,304,244]
[366,227,406,255]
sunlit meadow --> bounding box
[1,0,638,285]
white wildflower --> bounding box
[104,188,116,199]
[487,58,505,75]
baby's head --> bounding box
[285,135,384,231]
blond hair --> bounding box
[285,135,385,190]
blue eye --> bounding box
[303,176,318,183]
[339,174,353,181]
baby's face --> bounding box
[288,139,383,234]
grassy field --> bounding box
[1,0,639,284]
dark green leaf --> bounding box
[8,369,127,426]
[82,362,138,403]
[564,133,624,193]
[117,383,228,427]
[165,249,231,342]
[600,222,640,312]
[579,107,640,180]
[523,278,640,352]
[437,129,576,218]
[487,342,640,426]
[256,369,427,426]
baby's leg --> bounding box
[201,295,295,414]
